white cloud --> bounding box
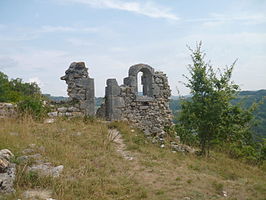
[66,38,93,46]
[181,32,266,46]
[1,50,70,96]
[187,12,266,27]
[38,25,76,33]
[37,25,99,33]
[60,0,179,20]
[0,25,100,42]
[29,77,44,87]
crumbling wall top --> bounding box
[61,62,88,81]
[61,62,95,116]
[128,64,154,77]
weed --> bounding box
[155,190,165,195]
[187,179,192,184]
[212,181,224,194]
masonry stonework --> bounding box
[97,64,173,137]
[61,62,95,116]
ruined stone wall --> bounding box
[0,103,17,118]
[61,62,95,116]
[97,64,173,137]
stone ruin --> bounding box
[61,62,95,116]
[62,63,173,137]
[0,103,17,118]
[97,64,173,137]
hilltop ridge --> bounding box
[1,118,266,200]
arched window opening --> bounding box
[136,69,153,97]
[137,71,143,96]
[126,64,154,98]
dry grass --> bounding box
[0,117,265,200]
[111,121,266,200]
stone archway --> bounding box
[125,64,155,97]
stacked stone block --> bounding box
[0,103,17,118]
[61,62,95,116]
[97,64,173,137]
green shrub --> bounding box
[17,96,49,119]
[228,143,260,164]
[175,123,198,146]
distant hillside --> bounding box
[95,97,104,108]
[44,94,104,108]
[233,90,266,140]
[43,94,69,102]
[170,90,266,139]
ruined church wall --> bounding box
[99,64,173,137]
[120,71,172,137]
[61,62,95,116]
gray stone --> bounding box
[0,149,16,194]
[67,106,79,112]
[28,163,64,178]
[0,149,14,161]
[17,154,43,164]
[61,62,95,117]
[44,118,55,124]
[0,163,16,194]
[22,148,35,155]
[97,64,173,139]
[23,189,53,200]
[0,158,9,173]
[139,106,149,110]
[171,142,195,153]
[48,111,58,117]
[57,107,67,112]
[0,103,17,118]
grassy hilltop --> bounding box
[1,117,266,200]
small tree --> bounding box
[177,42,255,156]
[0,71,48,119]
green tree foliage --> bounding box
[0,72,11,102]
[0,72,41,102]
[170,90,266,140]
[17,96,48,119]
[176,42,256,157]
[0,71,48,119]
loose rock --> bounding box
[23,189,54,200]
[44,118,55,124]
[28,163,64,178]
[0,149,16,194]
[0,149,14,161]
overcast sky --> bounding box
[0,0,265,97]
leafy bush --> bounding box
[17,96,49,119]
[175,123,198,146]
[0,72,41,102]
[228,143,259,164]
[0,71,48,119]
